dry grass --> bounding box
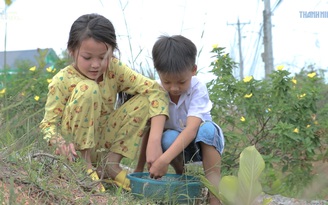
[0,157,130,205]
[0,153,208,205]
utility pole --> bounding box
[228,18,250,79]
[262,0,274,78]
[4,5,7,69]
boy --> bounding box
[136,35,224,205]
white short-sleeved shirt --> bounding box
[160,76,213,132]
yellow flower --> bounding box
[212,44,218,49]
[52,68,57,73]
[306,125,311,128]
[46,67,52,72]
[240,116,245,122]
[0,88,5,94]
[267,108,271,112]
[277,65,284,71]
[291,78,297,84]
[34,95,40,101]
[21,92,25,96]
[307,72,316,78]
[300,93,306,98]
[47,79,52,84]
[243,76,253,83]
[29,66,36,71]
[293,128,299,133]
[244,93,253,98]
[314,121,318,125]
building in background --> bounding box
[0,48,59,89]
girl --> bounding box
[40,13,169,192]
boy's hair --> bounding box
[152,35,197,75]
[67,13,119,54]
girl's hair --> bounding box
[67,13,119,54]
[67,13,130,104]
[152,35,197,75]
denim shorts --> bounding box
[161,121,225,163]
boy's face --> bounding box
[73,37,112,81]
[158,66,197,99]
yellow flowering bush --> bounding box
[207,46,328,197]
[0,49,61,140]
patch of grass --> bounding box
[0,140,206,204]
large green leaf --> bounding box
[201,145,266,204]
[219,175,238,205]
[236,146,265,205]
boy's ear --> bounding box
[192,65,198,75]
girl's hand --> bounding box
[146,143,162,170]
[50,137,78,162]
[55,142,78,162]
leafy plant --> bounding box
[201,146,271,205]
[0,49,60,155]
[207,45,328,197]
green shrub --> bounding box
[0,50,60,151]
[207,45,328,197]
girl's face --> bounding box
[158,66,197,99]
[73,38,112,81]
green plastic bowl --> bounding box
[127,172,202,203]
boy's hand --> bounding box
[148,156,169,179]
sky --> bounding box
[0,0,327,82]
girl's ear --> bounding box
[192,65,198,76]
[68,49,74,57]
[68,49,77,65]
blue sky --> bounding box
[0,0,327,81]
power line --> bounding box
[249,25,263,77]
[227,18,250,79]
[229,30,237,76]
[314,0,323,9]
[245,0,262,77]
[272,0,283,13]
